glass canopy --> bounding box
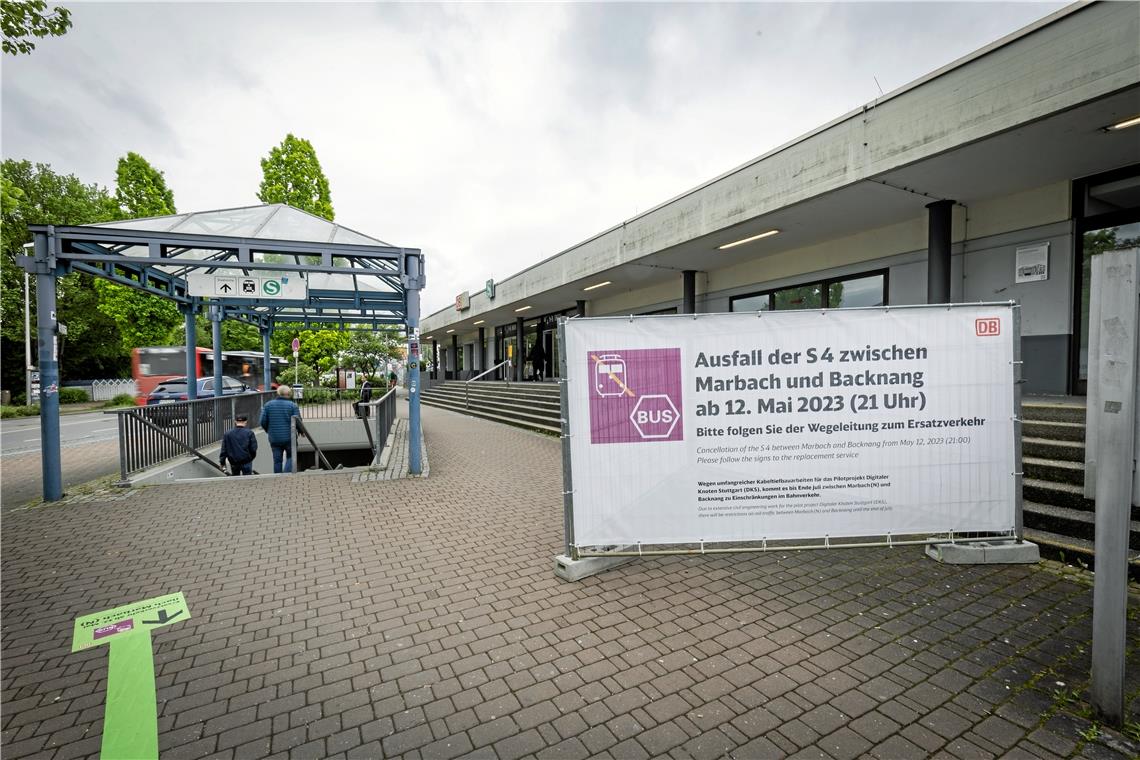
[91,204,390,246]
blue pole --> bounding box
[183,303,197,400]
[406,254,422,475]
[262,326,272,390]
[34,230,62,501]
[210,304,223,397]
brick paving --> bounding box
[3,403,1140,759]
[1,439,121,509]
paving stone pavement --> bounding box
[1,438,122,509]
[2,404,1139,760]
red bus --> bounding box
[131,347,284,402]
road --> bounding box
[1,410,123,507]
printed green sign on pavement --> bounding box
[72,592,190,651]
[71,593,190,760]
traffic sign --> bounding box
[187,273,307,300]
[291,337,300,352]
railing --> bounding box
[465,359,512,408]
[109,391,275,481]
[363,386,398,460]
[291,386,398,419]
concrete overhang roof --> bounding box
[423,1,1140,339]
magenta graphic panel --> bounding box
[587,348,683,444]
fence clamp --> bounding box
[561,489,575,496]
[637,542,643,557]
[700,540,705,554]
[1011,471,1024,477]
[825,534,830,549]
[887,533,893,548]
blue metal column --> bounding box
[183,303,198,399]
[261,326,272,390]
[209,304,223,396]
[33,229,62,501]
[406,254,423,475]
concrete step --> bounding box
[1023,456,1084,486]
[427,386,562,411]
[1023,477,1093,512]
[1021,401,1086,425]
[1022,419,1085,442]
[1022,437,1085,463]
[421,395,560,435]
[1023,527,1140,579]
[421,394,561,425]
[1023,501,1140,549]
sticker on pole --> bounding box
[587,348,683,444]
[71,592,190,651]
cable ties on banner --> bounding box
[887,533,893,548]
[637,543,643,557]
[700,540,705,554]
[949,529,956,544]
[560,433,572,439]
[1010,415,1021,423]
[762,537,767,551]
[1009,360,1024,366]
[1012,471,1024,477]
[561,489,575,495]
[628,315,634,322]
[824,535,830,549]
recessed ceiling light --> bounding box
[1105,114,1140,131]
[717,229,780,250]
[445,329,454,333]
[583,281,611,291]
[473,320,485,325]
[514,305,532,312]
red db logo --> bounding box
[975,318,1000,336]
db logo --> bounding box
[975,318,1000,336]
[630,395,680,439]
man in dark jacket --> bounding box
[220,414,258,475]
[259,386,301,473]
[356,375,372,418]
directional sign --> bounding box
[187,273,307,300]
[71,592,191,760]
[72,592,190,651]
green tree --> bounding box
[343,328,402,379]
[114,151,176,218]
[271,327,350,371]
[1,160,123,388]
[2,0,71,55]
[95,151,183,352]
[257,134,335,220]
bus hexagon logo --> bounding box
[629,394,680,439]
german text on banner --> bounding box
[563,306,1017,548]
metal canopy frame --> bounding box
[20,205,427,500]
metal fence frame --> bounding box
[559,302,1024,560]
[110,391,274,481]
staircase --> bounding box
[1021,398,1140,575]
[421,380,561,435]
[423,383,1138,574]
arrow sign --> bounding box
[219,282,232,293]
[71,592,191,760]
[141,608,183,626]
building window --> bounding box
[730,269,887,313]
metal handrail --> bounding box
[465,359,512,408]
[358,386,398,459]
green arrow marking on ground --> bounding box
[263,279,281,296]
[71,593,190,760]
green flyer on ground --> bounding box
[71,592,190,652]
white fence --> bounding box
[90,379,138,401]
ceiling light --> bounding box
[717,229,780,250]
[445,329,454,333]
[473,320,485,325]
[1105,114,1140,131]
[514,305,532,312]
[583,281,611,291]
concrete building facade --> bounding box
[422,2,1140,395]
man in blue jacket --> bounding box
[220,414,258,475]
[259,385,301,473]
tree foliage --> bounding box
[114,151,176,218]
[2,0,71,55]
[257,134,335,220]
[271,328,350,372]
[1,160,124,387]
[342,329,403,379]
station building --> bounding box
[421,2,1139,396]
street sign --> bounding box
[72,592,191,651]
[187,273,307,300]
[291,337,300,352]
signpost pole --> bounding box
[558,318,575,558]
[209,303,223,403]
[406,253,423,475]
[261,325,272,390]
[33,229,62,501]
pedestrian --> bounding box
[356,374,373,418]
[219,413,258,476]
[529,337,546,382]
[259,385,301,474]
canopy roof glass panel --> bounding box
[91,204,390,246]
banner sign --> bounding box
[563,305,1017,548]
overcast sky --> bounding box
[3,1,1068,316]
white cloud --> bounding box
[2,1,1067,317]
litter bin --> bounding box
[1,390,10,406]
[291,384,304,400]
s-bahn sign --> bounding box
[188,273,307,300]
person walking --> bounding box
[529,337,547,382]
[259,385,301,474]
[219,413,258,476]
[356,374,373,418]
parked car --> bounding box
[144,376,253,425]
